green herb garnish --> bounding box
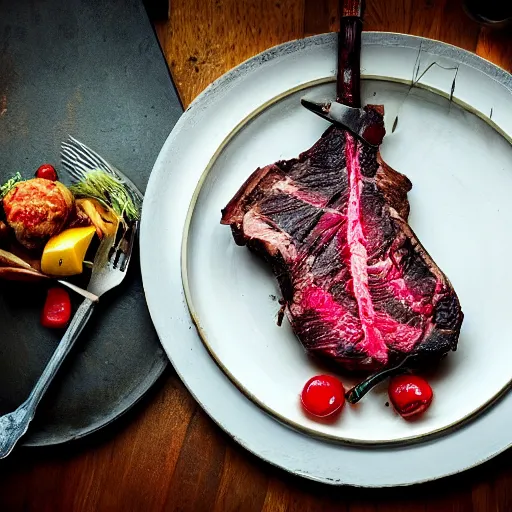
[0,172,22,199]
[70,169,139,221]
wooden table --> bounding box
[1,1,511,510]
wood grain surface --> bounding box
[1,1,511,510]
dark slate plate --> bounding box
[0,0,182,445]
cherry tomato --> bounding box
[388,374,433,419]
[301,374,345,417]
[35,164,58,181]
[41,287,72,329]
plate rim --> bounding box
[141,32,512,486]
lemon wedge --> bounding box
[41,226,96,276]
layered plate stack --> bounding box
[141,33,512,486]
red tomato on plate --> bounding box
[388,374,433,419]
[41,287,72,329]
[35,164,58,181]
[301,374,345,417]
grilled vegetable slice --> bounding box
[0,267,48,281]
[41,226,96,276]
[76,198,119,239]
[0,248,35,270]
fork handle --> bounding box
[0,298,96,458]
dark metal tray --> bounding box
[0,0,182,446]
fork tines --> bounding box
[60,136,144,213]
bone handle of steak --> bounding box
[345,356,413,404]
[337,0,364,107]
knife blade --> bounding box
[300,97,385,146]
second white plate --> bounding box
[142,33,512,485]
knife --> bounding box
[300,97,385,147]
[301,0,386,146]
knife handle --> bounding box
[0,298,96,458]
[337,0,364,107]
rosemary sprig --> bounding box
[0,173,22,199]
[69,169,139,221]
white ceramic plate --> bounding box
[183,77,512,445]
[141,33,512,485]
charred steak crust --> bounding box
[221,112,463,372]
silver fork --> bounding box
[0,221,139,458]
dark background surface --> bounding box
[0,0,182,445]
